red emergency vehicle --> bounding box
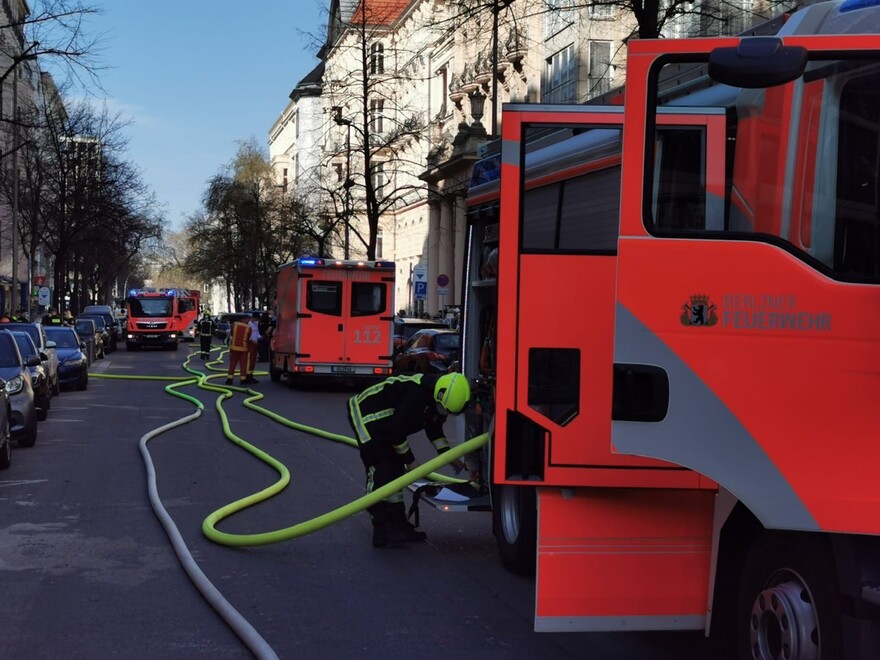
[452,1,880,656]
[269,257,395,386]
[125,288,197,351]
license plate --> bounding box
[146,334,158,339]
[331,365,355,373]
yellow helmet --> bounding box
[434,373,471,415]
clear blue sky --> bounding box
[80,1,327,229]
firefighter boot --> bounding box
[386,502,427,544]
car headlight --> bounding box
[5,375,24,394]
[61,355,85,367]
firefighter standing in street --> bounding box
[196,313,215,359]
[225,318,252,385]
[347,372,470,548]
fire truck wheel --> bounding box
[269,356,281,382]
[737,531,843,660]
[492,484,537,576]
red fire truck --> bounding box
[269,257,395,387]
[453,1,880,656]
[125,288,197,351]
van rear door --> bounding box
[295,267,346,369]
[342,267,394,371]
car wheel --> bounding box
[0,417,10,470]
[492,483,537,576]
[19,418,37,448]
[37,398,48,421]
[77,371,88,391]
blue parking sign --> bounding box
[414,281,427,300]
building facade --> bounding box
[270,0,772,316]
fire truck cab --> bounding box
[455,1,880,656]
[269,258,395,387]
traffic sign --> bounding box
[437,273,449,287]
[33,275,46,286]
[38,286,50,306]
[437,287,449,296]
[413,264,427,283]
[414,281,427,300]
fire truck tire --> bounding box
[269,356,281,382]
[492,484,537,576]
[737,531,843,660]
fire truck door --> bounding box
[341,270,393,367]
[296,269,345,366]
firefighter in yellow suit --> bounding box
[226,319,251,385]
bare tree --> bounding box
[320,0,435,260]
[184,140,307,311]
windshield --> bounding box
[4,323,39,345]
[129,297,174,317]
[0,336,20,367]
[12,333,36,357]
[648,54,880,283]
[75,321,94,335]
[45,329,79,349]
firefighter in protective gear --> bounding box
[225,319,251,385]
[347,372,471,548]
[196,313,215,359]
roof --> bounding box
[350,0,411,25]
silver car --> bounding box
[0,329,39,447]
[2,322,60,397]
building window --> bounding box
[372,161,386,197]
[376,229,384,259]
[370,99,385,134]
[282,167,288,193]
[542,44,576,103]
[333,162,343,183]
[438,66,448,117]
[590,2,614,19]
[544,0,574,40]
[370,42,385,75]
[588,41,613,98]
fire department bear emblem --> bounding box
[681,294,718,327]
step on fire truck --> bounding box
[269,258,396,387]
[444,1,880,657]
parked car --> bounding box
[74,318,104,364]
[0,384,11,469]
[78,314,114,354]
[214,313,251,341]
[43,326,88,391]
[0,329,39,447]
[2,322,60,396]
[80,305,120,347]
[392,317,449,351]
[10,331,50,421]
[392,328,461,374]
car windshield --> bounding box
[0,337,19,367]
[80,316,106,330]
[4,323,39,345]
[45,329,78,348]
[75,321,94,335]
[434,334,460,352]
[12,333,36,357]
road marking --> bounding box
[0,479,49,488]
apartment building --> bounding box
[271,0,769,315]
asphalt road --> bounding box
[0,343,713,659]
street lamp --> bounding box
[491,0,514,138]
[332,105,354,260]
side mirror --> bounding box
[27,355,41,367]
[80,342,86,350]
[708,38,807,88]
[39,351,48,361]
[46,340,57,349]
